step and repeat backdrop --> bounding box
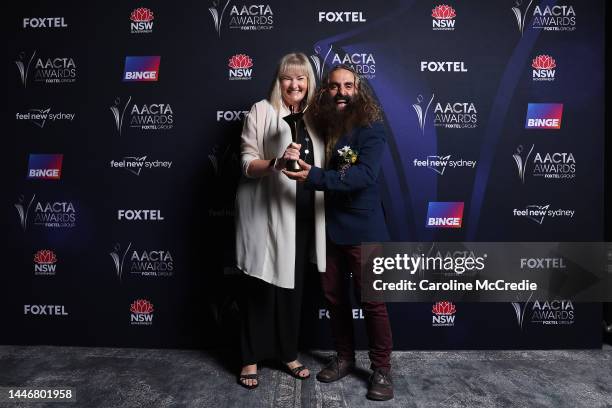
[3,0,605,349]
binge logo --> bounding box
[27,154,63,180]
[123,56,160,82]
[525,103,563,129]
[426,202,464,228]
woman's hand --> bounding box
[275,142,301,171]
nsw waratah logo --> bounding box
[432,5,456,30]
[34,249,57,276]
[426,202,464,228]
[123,56,160,82]
[228,54,253,80]
[531,55,556,81]
[130,299,154,325]
[432,301,456,327]
[130,8,154,34]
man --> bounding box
[283,65,393,401]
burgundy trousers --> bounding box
[320,240,393,369]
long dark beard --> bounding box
[313,93,359,166]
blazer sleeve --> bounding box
[305,123,386,192]
[240,103,262,178]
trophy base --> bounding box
[285,160,301,172]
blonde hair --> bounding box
[268,53,316,112]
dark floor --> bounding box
[1,345,612,407]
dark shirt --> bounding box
[296,121,314,220]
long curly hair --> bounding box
[306,65,382,165]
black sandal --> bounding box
[287,365,310,380]
[238,373,259,389]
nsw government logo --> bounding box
[34,249,57,276]
[228,54,253,80]
[130,299,154,325]
[130,8,154,34]
[432,301,456,327]
[123,56,160,82]
[525,103,563,129]
[432,5,456,31]
[27,154,63,180]
[532,55,556,82]
[426,202,464,229]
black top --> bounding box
[295,121,315,220]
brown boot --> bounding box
[367,368,394,401]
[316,355,355,383]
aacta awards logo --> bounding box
[15,51,77,87]
[209,1,231,37]
[434,101,477,129]
[229,4,274,31]
[432,5,456,31]
[110,96,174,134]
[130,299,154,325]
[34,249,57,276]
[512,297,574,329]
[330,49,376,79]
[532,5,576,31]
[130,8,154,34]
[532,55,556,82]
[15,194,77,230]
[513,144,576,183]
[228,54,253,80]
[110,242,174,281]
[432,301,456,327]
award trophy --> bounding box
[282,104,308,172]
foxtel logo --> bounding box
[117,209,164,221]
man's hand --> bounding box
[282,159,311,182]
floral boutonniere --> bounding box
[337,145,358,180]
[337,145,358,164]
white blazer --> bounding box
[235,99,326,288]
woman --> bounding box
[234,53,326,389]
